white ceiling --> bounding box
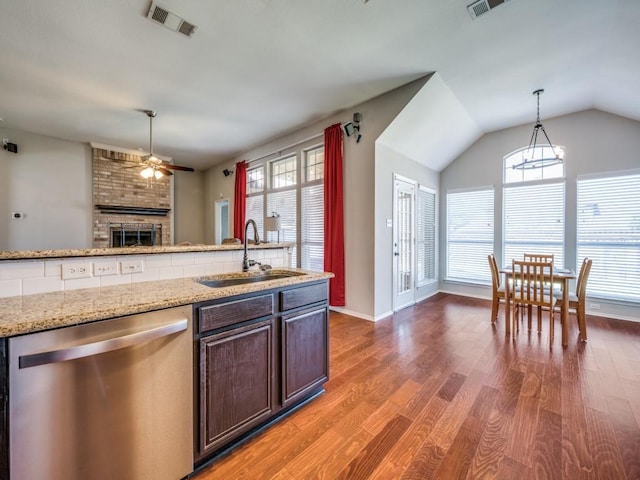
[0,0,639,172]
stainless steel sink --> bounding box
[197,271,303,288]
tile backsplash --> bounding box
[0,248,290,298]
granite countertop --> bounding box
[0,268,332,337]
[0,242,294,261]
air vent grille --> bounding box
[147,2,198,38]
[151,5,169,24]
[467,0,510,20]
[178,21,197,37]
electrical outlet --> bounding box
[62,263,92,280]
[589,303,600,310]
[121,260,144,273]
[94,262,118,276]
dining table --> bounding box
[500,265,576,346]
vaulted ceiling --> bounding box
[0,0,638,171]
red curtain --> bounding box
[233,160,247,241]
[324,123,345,306]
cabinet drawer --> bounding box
[280,283,328,311]
[199,294,274,332]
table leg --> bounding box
[504,272,511,337]
[562,278,569,347]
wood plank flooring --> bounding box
[193,293,640,480]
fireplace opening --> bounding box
[109,223,162,247]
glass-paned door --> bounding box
[393,175,416,311]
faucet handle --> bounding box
[260,264,272,272]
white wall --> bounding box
[440,109,640,321]
[205,77,430,319]
[174,171,206,244]
[204,166,236,245]
[0,127,92,250]
[373,143,439,319]
[0,127,206,251]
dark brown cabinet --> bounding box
[199,318,275,455]
[195,280,329,465]
[281,306,328,408]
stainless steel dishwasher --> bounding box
[9,305,193,480]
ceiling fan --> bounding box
[139,110,194,179]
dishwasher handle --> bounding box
[19,318,188,369]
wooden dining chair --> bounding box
[522,253,554,319]
[512,259,557,347]
[554,257,592,341]
[488,254,506,323]
[523,253,554,263]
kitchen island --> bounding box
[0,267,332,480]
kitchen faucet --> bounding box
[242,219,261,272]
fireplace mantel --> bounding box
[95,205,171,216]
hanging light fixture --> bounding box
[512,89,564,170]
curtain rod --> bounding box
[246,131,324,164]
[245,118,352,165]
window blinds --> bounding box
[503,182,565,267]
[417,187,436,285]
[301,183,324,271]
[447,188,494,283]
[577,172,640,302]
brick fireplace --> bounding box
[92,148,171,248]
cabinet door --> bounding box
[281,306,329,407]
[199,318,275,457]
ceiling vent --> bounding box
[467,0,510,20]
[147,2,198,38]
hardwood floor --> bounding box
[193,293,640,480]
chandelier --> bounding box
[512,89,564,170]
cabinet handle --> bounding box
[19,319,188,369]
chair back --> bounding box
[512,259,554,307]
[576,258,593,299]
[488,254,501,292]
[523,253,554,264]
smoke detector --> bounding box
[467,0,510,20]
[147,2,198,38]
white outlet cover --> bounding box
[94,262,118,276]
[62,262,93,280]
[121,260,144,273]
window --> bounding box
[246,146,324,270]
[246,166,265,237]
[301,147,324,270]
[503,147,565,267]
[577,171,640,303]
[266,155,298,263]
[504,145,564,184]
[271,156,297,189]
[246,165,264,194]
[447,188,494,283]
[416,186,436,286]
[503,182,565,267]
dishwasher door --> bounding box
[9,306,193,480]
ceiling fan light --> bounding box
[141,166,155,179]
[154,169,164,179]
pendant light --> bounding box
[512,89,564,170]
